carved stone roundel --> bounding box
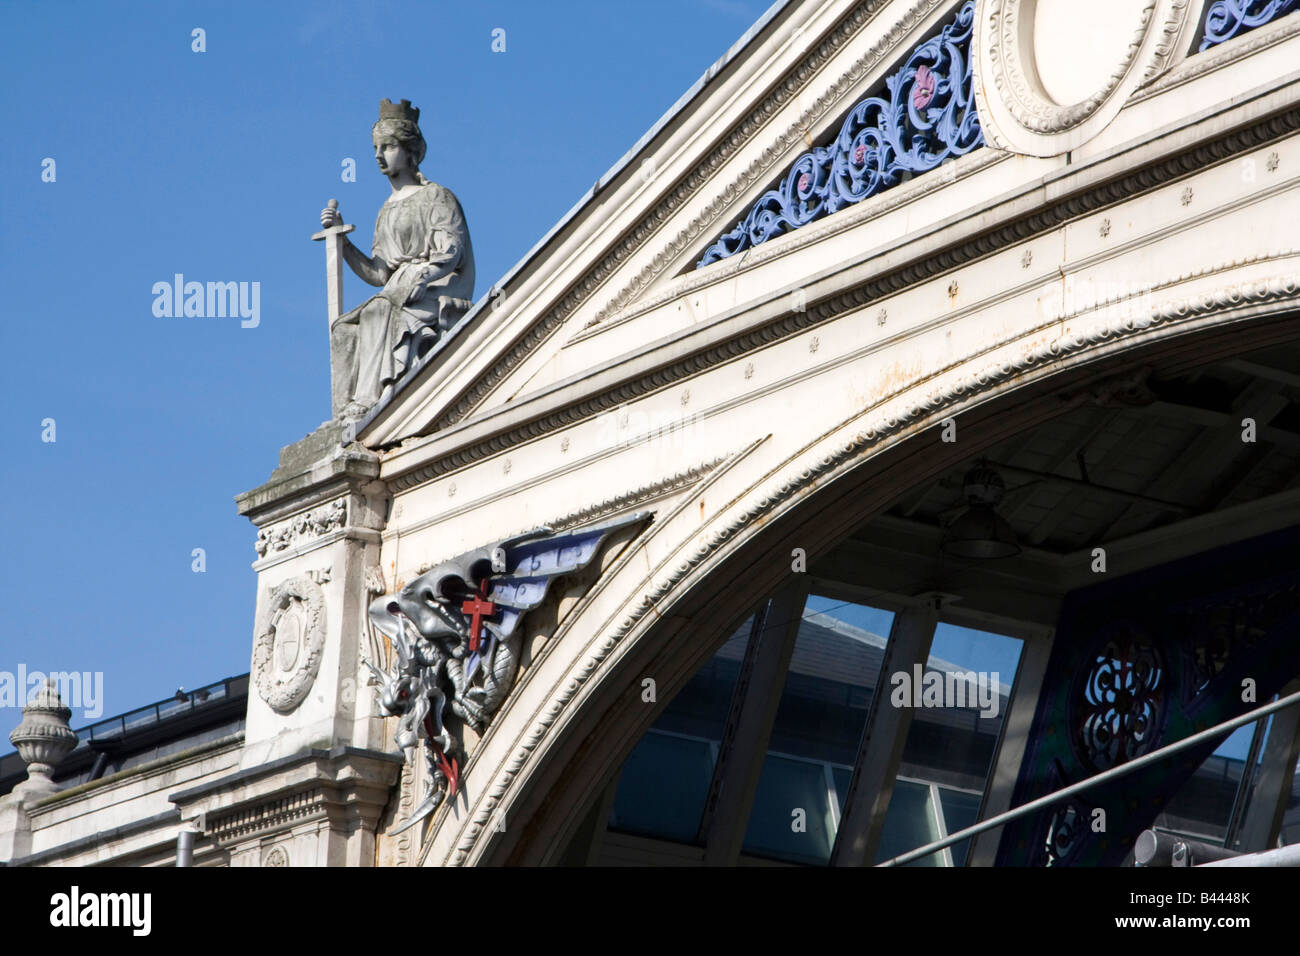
[253,576,327,714]
[973,0,1192,156]
[262,845,290,867]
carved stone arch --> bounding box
[423,283,1300,866]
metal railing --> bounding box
[72,675,247,747]
[1201,843,1300,867]
[876,686,1300,866]
[1134,830,1241,866]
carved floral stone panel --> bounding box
[254,499,347,558]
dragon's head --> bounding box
[377,672,419,719]
[367,549,499,652]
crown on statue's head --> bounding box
[378,98,420,124]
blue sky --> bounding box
[0,0,776,727]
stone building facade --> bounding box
[6,0,1300,867]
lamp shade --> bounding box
[941,463,1021,559]
[942,504,1021,559]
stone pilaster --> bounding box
[234,421,392,770]
[175,421,399,866]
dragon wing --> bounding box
[486,511,651,639]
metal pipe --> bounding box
[1200,843,1300,867]
[89,750,109,781]
[1134,830,1240,866]
[876,686,1300,866]
[176,829,195,868]
[994,463,1192,515]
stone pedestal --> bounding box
[0,680,78,862]
[0,795,34,862]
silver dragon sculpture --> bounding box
[363,512,649,833]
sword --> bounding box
[312,199,356,418]
[311,198,355,326]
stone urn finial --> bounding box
[9,679,78,799]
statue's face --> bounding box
[373,134,414,177]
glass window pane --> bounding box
[877,622,1023,864]
[937,787,982,866]
[123,707,155,731]
[744,755,836,865]
[1229,713,1275,851]
[608,731,717,843]
[1282,750,1300,847]
[874,780,942,867]
[741,595,896,864]
[608,615,752,843]
[1154,714,1270,846]
[831,766,853,815]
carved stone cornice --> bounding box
[427,0,944,432]
[210,787,324,843]
[388,99,1300,496]
[236,418,383,531]
[572,148,1006,343]
[593,0,957,318]
[171,746,403,850]
[545,457,725,532]
[440,267,1300,866]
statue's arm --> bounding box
[320,203,392,286]
[341,237,393,287]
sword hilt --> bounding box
[312,198,355,241]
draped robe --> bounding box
[331,182,475,417]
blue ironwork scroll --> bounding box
[1198,0,1300,51]
[695,0,982,269]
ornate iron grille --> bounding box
[695,0,982,269]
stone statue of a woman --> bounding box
[320,99,475,420]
